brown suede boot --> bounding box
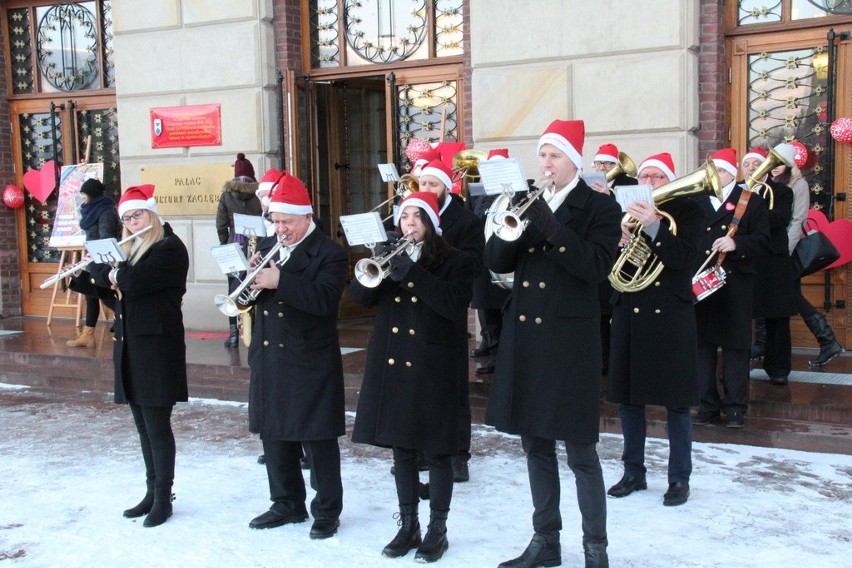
[66,326,96,347]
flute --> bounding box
[39,225,153,289]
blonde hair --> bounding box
[120,211,165,264]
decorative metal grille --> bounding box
[435,0,463,56]
[101,0,115,87]
[76,107,120,198]
[36,3,100,92]
[397,80,458,173]
[8,8,35,95]
[311,0,341,68]
[19,112,63,263]
[738,1,783,25]
[805,0,852,15]
[344,0,428,64]
[746,47,831,211]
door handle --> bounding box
[334,161,350,171]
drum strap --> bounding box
[716,189,751,268]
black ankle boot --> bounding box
[123,479,155,518]
[414,509,448,563]
[143,485,174,528]
[804,313,844,366]
[498,532,561,567]
[583,540,609,568]
[382,504,421,558]
[224,323,239,348]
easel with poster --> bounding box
[44,138,107,326]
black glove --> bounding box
[522,198,561,243]
[388,251,414,281]
[373,231,402,256]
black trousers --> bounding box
[763,316,791,379]
[394,446,453,512]
[128,403,175,491]
[262,438,342,521]
[520,435,607,545]
[697,342,750,413]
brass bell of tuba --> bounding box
[744,144,795,210]
[453,149,488,196]
[605,152,638,182]
[609,158,724,293]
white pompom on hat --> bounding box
[267,171,313,215]
[393,191,442,236]
[118,184,158,218]
[637,152,677,182]
[536,119,585,170]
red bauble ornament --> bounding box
[405,138,433,163]
[790,141,809,169]
[830,117,852,144]
[3,184,24,209]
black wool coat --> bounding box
[350,246,478,455]
[606,198,704,408]
[753,180,796,318]
[484,180,622,443]
[247,229,348,441]
[693,185,770,349]
[467,192,510,309]
[70,224,189,406]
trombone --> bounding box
[214,238,290,317]
[492,174,556,242]
[39,225,153,289]
[354,232,416,288]
[372,175,418,222]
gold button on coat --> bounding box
[535,317,542,324]
[407,282,414,288]
[411,297,418,303]
[263,340,269,346]
[633,308,640,313]
[394,296,401,303]
[519,315,527,322]
[405,361,412,367]
[539,282,546,289]
[559,246,566,252]
[522,281,529,287]
[392,327,399,333]
[388,358,395,365]
[409,329,415,335]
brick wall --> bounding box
[698,0,728,159]
[0,24,22,318]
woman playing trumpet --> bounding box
[350,192,478,562]
[68,184,189,528]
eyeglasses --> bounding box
[593,161,615,168]
[121,210,146,224]
[637,173,668,182]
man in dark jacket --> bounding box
[245,172,348,541]
[486,119,621,568]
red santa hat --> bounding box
[487,148,509,160]
[436,142,466,169]
[594,144,619,164]
[418,159,454,190]
[537,119,585,169]
[394,191,442,236]
[118,184,158,218]
[267,172,313,215]
[256,168,284,198]
[637,153,677,182]
[742,147,768,164]
[712,148,739,178]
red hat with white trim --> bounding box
[487,148,509,160]
[256,168,284,199]
[712,148,739,178]
[394,191,442,236]
[418,159,454,190]
[267,172,313,215]
[637,153,677,182]
[594,144,619,164]
[537,119,585,169]
[742,147,768,164]
[118,184,157,218]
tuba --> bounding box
[354,233,417,288]
[609,158,724,293]
[605,152,638,182]
[744,145,794,210]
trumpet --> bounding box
[214,239,289,317]
[492,174,556,242]
[39,225,153,289]
[354,232,416,288]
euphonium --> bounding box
[605,152,638,182]
[492,174,556,242]
[744,145,794,210]
[238,236,258,347]
[214,239,289,317]
[609,158,724,293]
[354,232,416,288]
[453,148,488,196]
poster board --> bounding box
[48,163,104,248]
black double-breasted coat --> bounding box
[484,179,622,444]
[350,246,479,455]
[247,228,348,441]
[752,179,796,318]
[70,224,189,406]
[693,185,770,349]
[606,198,704,408]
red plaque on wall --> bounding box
[150,104,222,149]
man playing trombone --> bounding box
[242,172,348,541]
[485,119,621,568]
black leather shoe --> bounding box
[663,482,690,506]
[257,454,266,465]
[724,409,745,428]
[498,533,561,567]
[470,344,493,358]
[476,360,496,375]
[691,409,719,425]
[769,375,788,385]
[607,474,647,498]
[452,457,470,482]
[249,509,308,529]
[310,517,340,539]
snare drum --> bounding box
[692,265,726,302]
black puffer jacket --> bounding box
[216,178,262,245]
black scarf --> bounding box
[79,194,115,231]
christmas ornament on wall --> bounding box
[3,184,25,209]
[830,117,852,143]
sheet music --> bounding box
[210,243,249,275]
[339,212,388,247]
[85,238,127,265]
[233,213,266,238]
[581,171,607,189]
[614,184,654,212]
[377,163,400,183]
[477,158,528,196]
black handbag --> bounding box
[792,219,839,279]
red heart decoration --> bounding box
[805,209,852,270]
[22,160,59,203]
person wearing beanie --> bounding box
[234,153,256,181]
[692,148,770,429]
[350,191,479,563]
[244,171,347,542]
[65,178,120,348]
[742,147,796,386]
[216,174,262,348]
[68,184,190,528]
[485,119,622,568]
[605,153,705,508]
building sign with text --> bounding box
[140,163,233,216]
[150,104,222,149]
